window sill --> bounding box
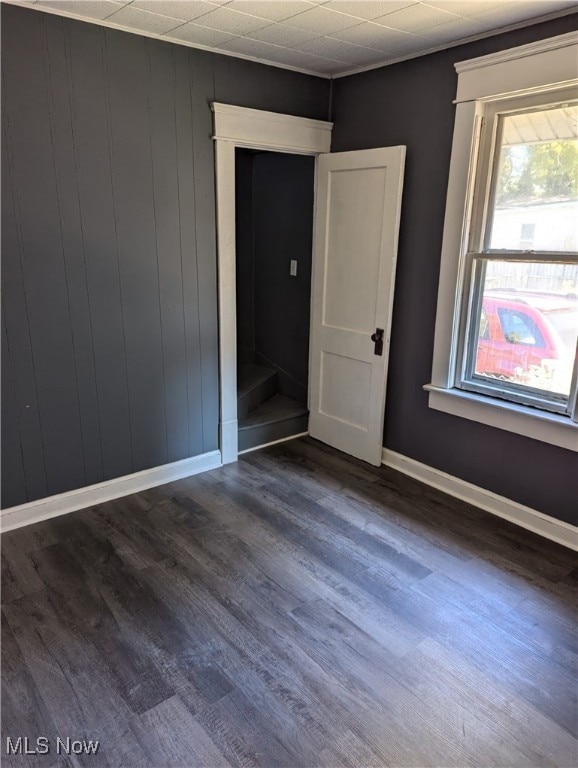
[424,384,578,452]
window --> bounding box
[459,92,578,415]
[428,32,578,451]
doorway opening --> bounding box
[235,148,315,452]
[211,102,333,464]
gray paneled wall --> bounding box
[5,1,574,527]
[1,3,329,508]
[331,13,578,525]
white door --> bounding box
[308,147,406,465]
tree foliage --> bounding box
[495,139,578,206]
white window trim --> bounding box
[427,31,578,452]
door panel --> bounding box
[323,166,387,332]
[309,147,406,465]
[320,351,372,428]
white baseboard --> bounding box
[238,431,309,455]
[382,449,577,551]
[1,450,222,533]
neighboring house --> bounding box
[493,199,578,252]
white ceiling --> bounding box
[8,0,578,77]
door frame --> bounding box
[211,103,333,464]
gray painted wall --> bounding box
[1,3,329,508]
[331,14,578,525]
[3,2,575,527]
[236,150,315,400]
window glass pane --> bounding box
[488,104,578,252]
[470,260,578,398]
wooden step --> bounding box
[238,394,309,452]
[237,364,277,419]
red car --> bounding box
[476,293,576,389]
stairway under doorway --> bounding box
[235,148,314,453]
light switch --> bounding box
[290,260,298,277]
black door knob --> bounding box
[371,328,384,356]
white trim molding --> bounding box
[455,32,578,102]
[428,31,578,450]
[212,103,332,155]
[455,31,578,73]
[426,386,578,452]
[212,102,332,465]
[0,450,222,533]
[382,449,578,551]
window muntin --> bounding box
[457,92,578,417]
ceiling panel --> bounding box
[322,1,417,20]
[168,19,238,44]
[426,0,509,14]
[246,22,321,46]
[329,22,426,52]
[420,16,486,43]
[467,2,572,30]
[34,0,128,19]
[282,5,366,34]
[295,34,393,63]
[130,0,219,21]
[373,4,461,32]
[225,1,319,22]
[218,34,344,72]
[189,5,271,33]
[106,4,185,32]
[14,0,578,77]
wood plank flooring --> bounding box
[1,437,577,768]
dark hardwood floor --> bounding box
[2,437,577,768]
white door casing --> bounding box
[212,103,333,463]
[309,147,406,465]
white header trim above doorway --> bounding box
[212,103,333,155]
[211,103,333,464]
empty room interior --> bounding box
[1,1,577,766]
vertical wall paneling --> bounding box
[44,14,104,486]
[147,39,190,464]
[104,29,168,471]
[2,8,86,496]
[67,20,133,481]
[1,321,27,507]
[190,50,220,453]
[1,3,331,508]
[1,118,48,503]
[174,45,204,459]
